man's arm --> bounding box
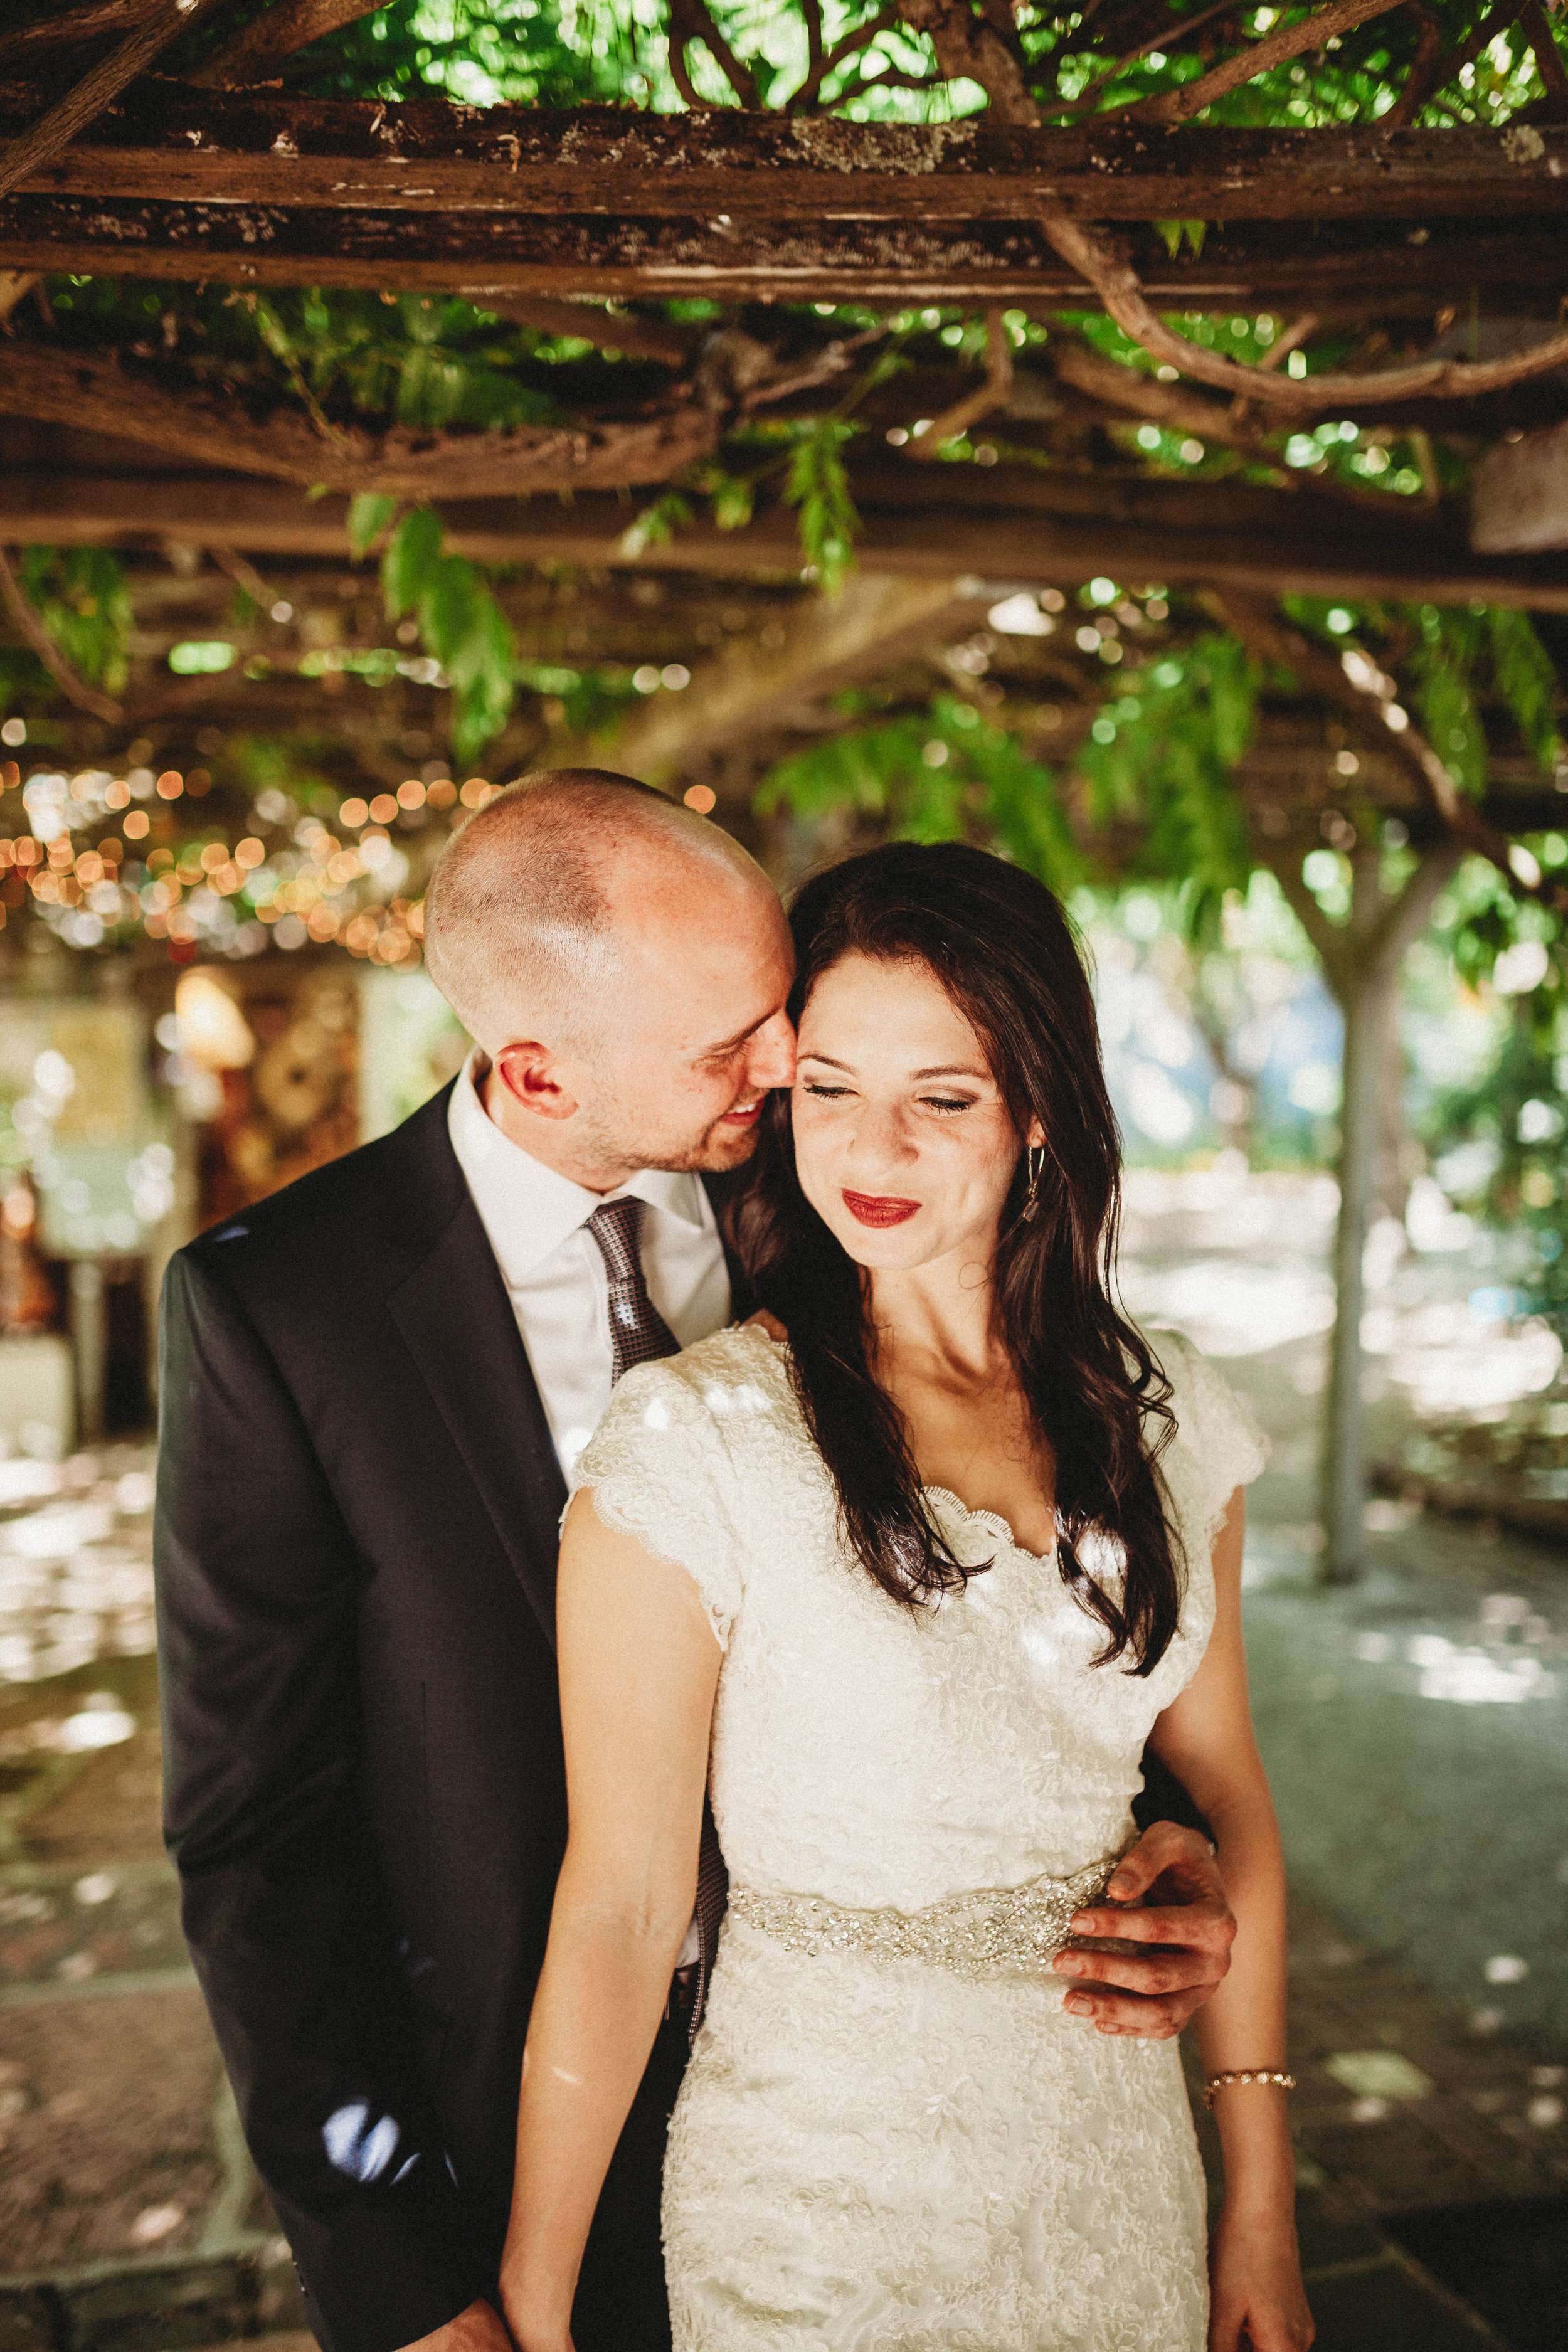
[156,1248,480,2352]
[1047,1528,1241,2038]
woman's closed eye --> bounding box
[802,1081,974,1115]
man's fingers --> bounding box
[1104,1818,1212,1901]
[1067,1901,1235,1949]
[1055,1944,1224,1998]
[1059,1983,1195,2038]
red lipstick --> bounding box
[842,1190,919,1228]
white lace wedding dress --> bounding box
[572,1321,1267,2351]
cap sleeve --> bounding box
[1150,1328,1269,1559]
[569,1357,745,1651]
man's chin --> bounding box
[694,1118,764,1173]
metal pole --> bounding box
[68,1258,107,1446]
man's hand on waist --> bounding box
[397,2298,516,2352]
[1049,1820,1236,2041]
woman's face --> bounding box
[792,952,1038,1276]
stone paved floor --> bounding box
[1,1172,1565,2346]
[1124,1170,1568,2351]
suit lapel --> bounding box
[388,1184,566,1649]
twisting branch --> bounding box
[667,0,762,109]
[1117,0,1406,125]
[0,0,157,71]
[0,546,124,724]
[802,0,825,81]
[896,0,1039,120]
[1036,213,1568,407]
[908,309,1013,455]
[193,0,389,88]
[1215,593,1568,917]
[790,2,900,110]
[1051,339,1267,453]
[0,0,226,203]
[1039,0,1249,121]
[210,545,275,609]
[1385,0,1532,127]
[1381,1,1451,127]
[1522,0,1568,119]
[1229,311,1318,420]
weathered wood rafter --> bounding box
[4,91,1566,221]
[0,340,719,495]
[2,192,1562,312]
[4,465,1565,609]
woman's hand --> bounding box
[1209,2205,1315,2352]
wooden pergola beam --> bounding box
[605,574,988,781]
[3,194,1562,309]
[0,339,719,496]
[3,93,1565,223]
[5,469,1565,608]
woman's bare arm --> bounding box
[1148,1490,1313,2352]
[499,1489,721,2352]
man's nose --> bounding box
[746,1012,797,1091]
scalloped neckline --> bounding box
[922,1483,1058,1567]
[739,1322,1058,1566]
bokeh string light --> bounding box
[0,762,501,968]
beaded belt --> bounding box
[728,1852,1126,1984]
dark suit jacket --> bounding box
[154,1084,741,2352]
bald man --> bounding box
[156,773,794,2352]
[155,772,1234,2352]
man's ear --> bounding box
[492,1041,580,1123]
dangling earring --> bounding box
[1020,1143,1044,1223]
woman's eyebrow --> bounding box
[800,1053,988,1082]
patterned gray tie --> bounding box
[586,1197,679,1384]
[585,1193,728,2040]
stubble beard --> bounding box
[574,1096,768,1180]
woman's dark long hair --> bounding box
[731,840,1180,1675]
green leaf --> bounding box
[418,554,483,672]
[381,504,444,621]
[450,596,517,765]
[620,493,694,561]
[347,493,400,560]
[781,420,859,593]
[1152,220,1207,260]
[1487,608,1564,773]
[713,474,755,533]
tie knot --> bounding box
[586,1197,645,1282]
[585,1196,679,1380]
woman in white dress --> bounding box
[500,842,1313,2352]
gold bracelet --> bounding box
[1203,2069,1295,2109]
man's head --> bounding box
[423,768,795,1187]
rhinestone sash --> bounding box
[728,1852,1126,1984]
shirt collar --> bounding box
[448,1051,712,1285]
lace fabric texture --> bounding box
[572,1323,1268,2351]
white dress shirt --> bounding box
[449,1054,729,1973]
[447,1051,733,1476]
